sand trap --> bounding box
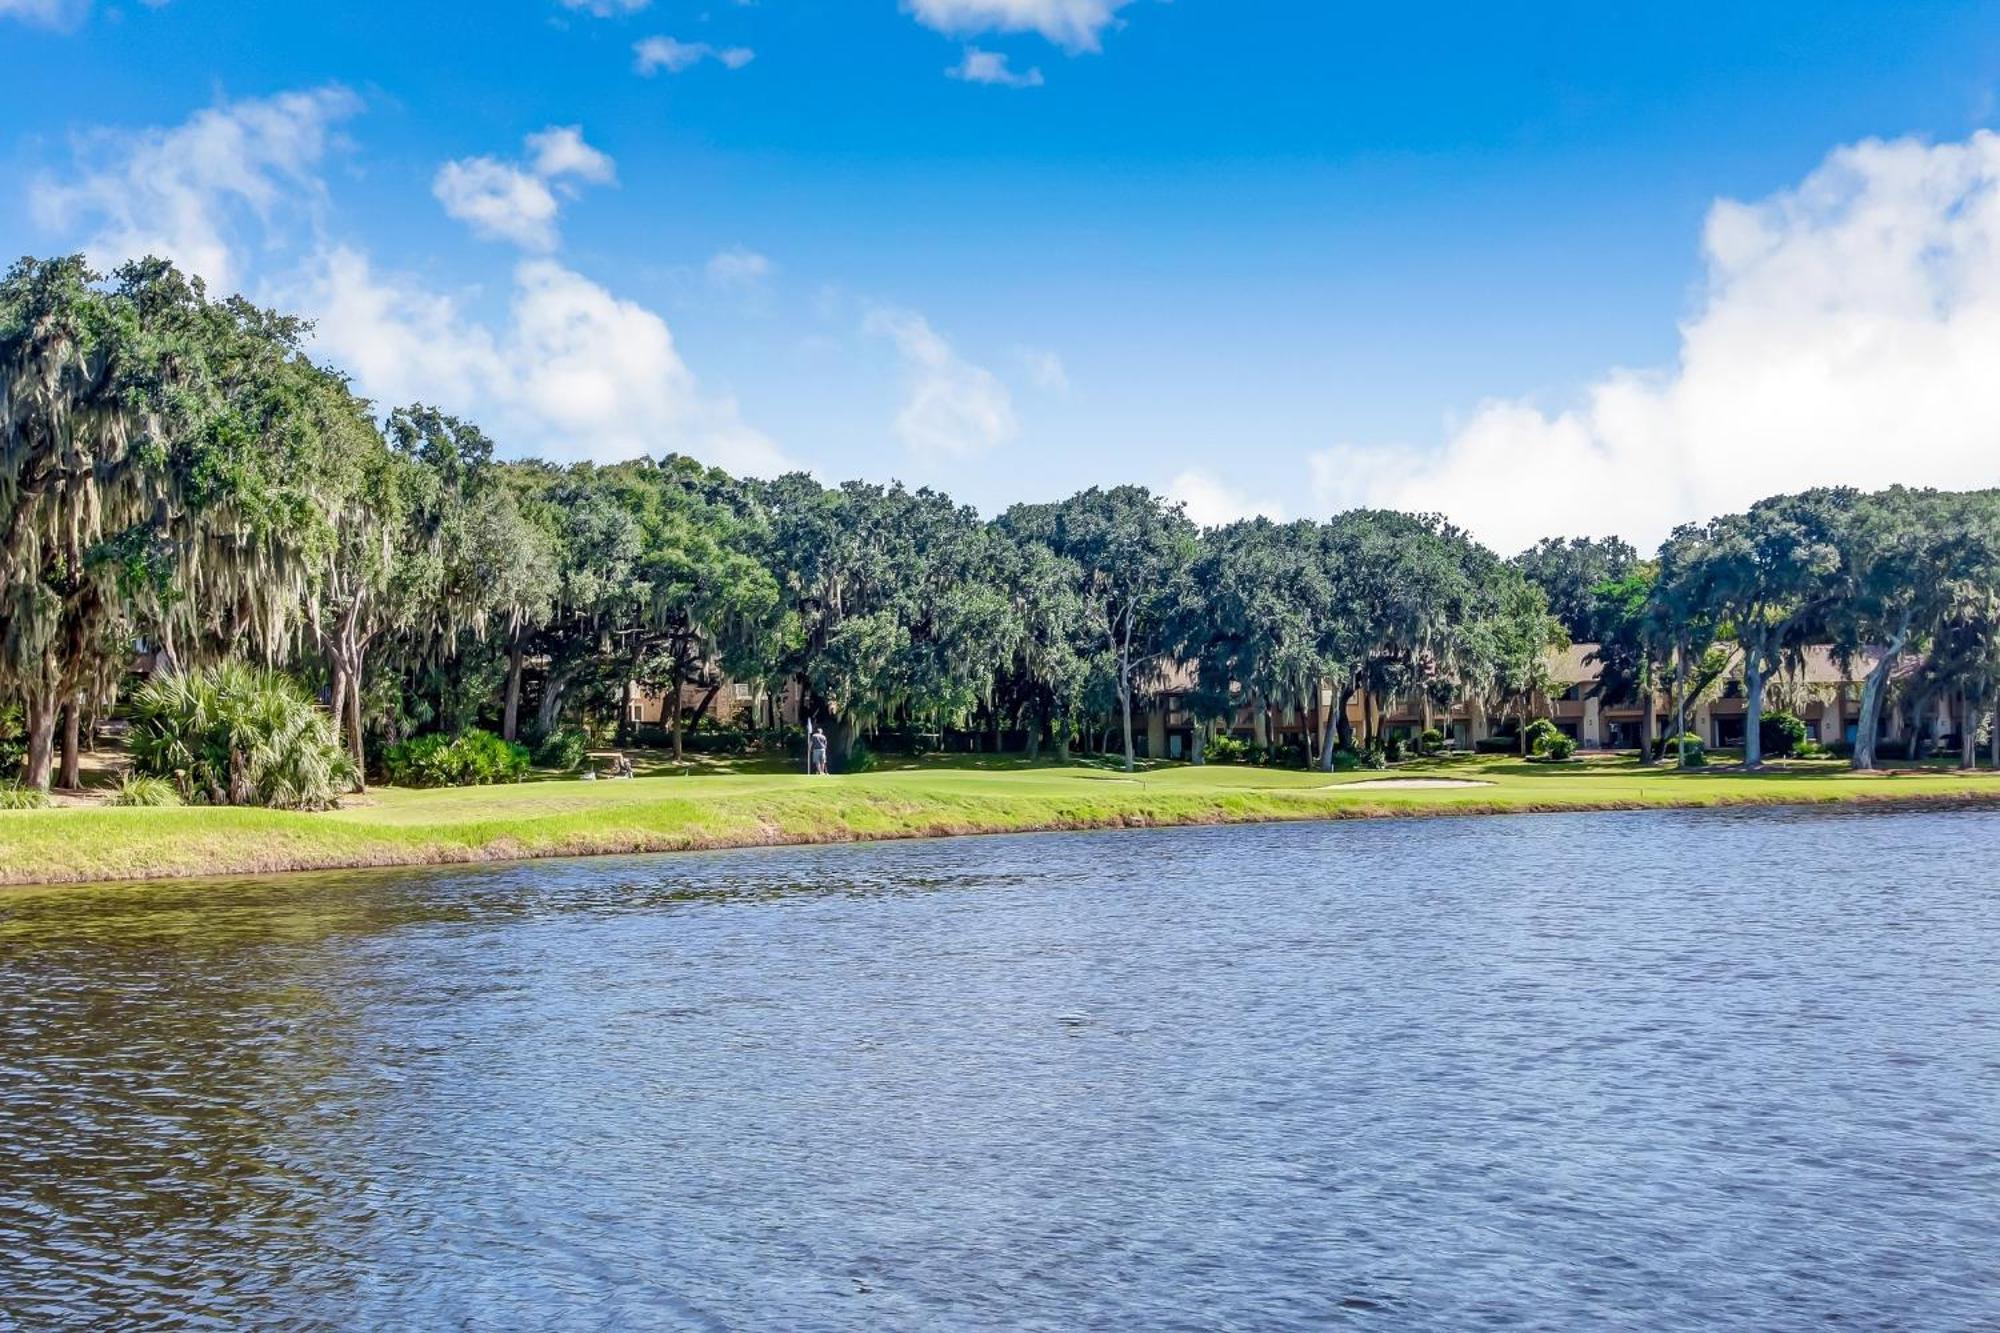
[1326,777,1493,790]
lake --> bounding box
[3,807,1997,1329]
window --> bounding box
[732,682,754,702]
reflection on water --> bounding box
[3,808,1999,1328]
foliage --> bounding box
[1418,728,1446,755]
[534,726,590,773]
[385,729,530,788]
[0,783,50,810]
[1204,733,1250,764]
[0,704,22,780]
[1535,734,1579,762]
[128,666,354,810]
[1329,746,1362,771]
[1511,536,1639,642]
[1655,733,1708,767]
[1759,710,1809,759]
[1522,718,1562,755]
[106,774,182,807]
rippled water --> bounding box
[3,808,1999,1329]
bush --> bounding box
[1204,734,1249,765]
[386,729,530,788]
[1536,735,1579,762]
[1654,732,1708,767]
[1473,736,1520,755]
[1329,746,1362,772]
[535,726,589,772]
[1384,735,1406,763]
[0,784,49,810]
[843,741,877,774]
[1418,728,1446,756]
[1360,744,1388,770]
[1759,710,1809,759]
[1796,739,1831,760]
[106,774,183,807]
[129,665,354,810]
[0,704,24,781]
[1523,718,1562,754]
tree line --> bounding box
[5,256,1998,794]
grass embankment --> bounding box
[5,753,2000,887]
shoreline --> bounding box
[5,768,2000,890]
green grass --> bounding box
[3,752,1998,887]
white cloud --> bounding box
[1313,131,2000,554]
[948,47,1045,87]
[559,0,649,14]
[633,36,755,75]
[904,0,1130,52]
[1167,469,1287,530]
[432,125,615,251]
[30,85,359,294]
[1016,346,1069,392]
[433,159,562,250]
[525,125,617,185]
[36,90,787,477]
[301,250,791,476]
[706,245,774,289]
[865,307,1017,457]
[0,0,156,27]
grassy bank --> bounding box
[6,753,2000,888]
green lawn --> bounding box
[4,752,1998,887]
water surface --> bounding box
[3,808,1998,1328]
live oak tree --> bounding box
[1003,487,1195,773]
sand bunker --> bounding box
[1327,777,1493,790]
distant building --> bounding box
[1136,643,1965,757]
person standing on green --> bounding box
[808,721,829,776]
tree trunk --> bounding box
[344,669,367,793]
[1318,711,1340,772]
[830,715,859,770]
[1674,638,1690,769]
[1638,639,1658,763]
[618,676,636,747]
[536,667,569,738]
[1117,622,1136,773]
[58,693,82,791]
[501,637,526,742]
[22,694,56,792]
[669,662,686,762]
[1959,690,1976,770]
[1192,721,1207,766]
[1025,712,1043,762]
[1743,649,1765,769]
[1335,685,1355,752]
[1251,693,1269,751]
[1055,725,1071,763]
[1852,630,1906,771]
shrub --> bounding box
[1360,744,1388,770]
[535,726,589,772]
[1523,718,1562,755]
[129,665,354,810]
[1537,735,1579,762]
[1329,746,1362,772]
[0,784,49,810]
[1205,734,1249,764]
[1654,732,1708,767]
[1384,735,1406,763]
[0,704,24,781]
[1796,739,1831,760]
[385,729,530,788]
[1760,710,1809,759]
[106,774,183,807]
[1474,736,1519,755]
[1418,728,1446,756]
[843,741,877,774]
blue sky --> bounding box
[5,0,2000,550]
